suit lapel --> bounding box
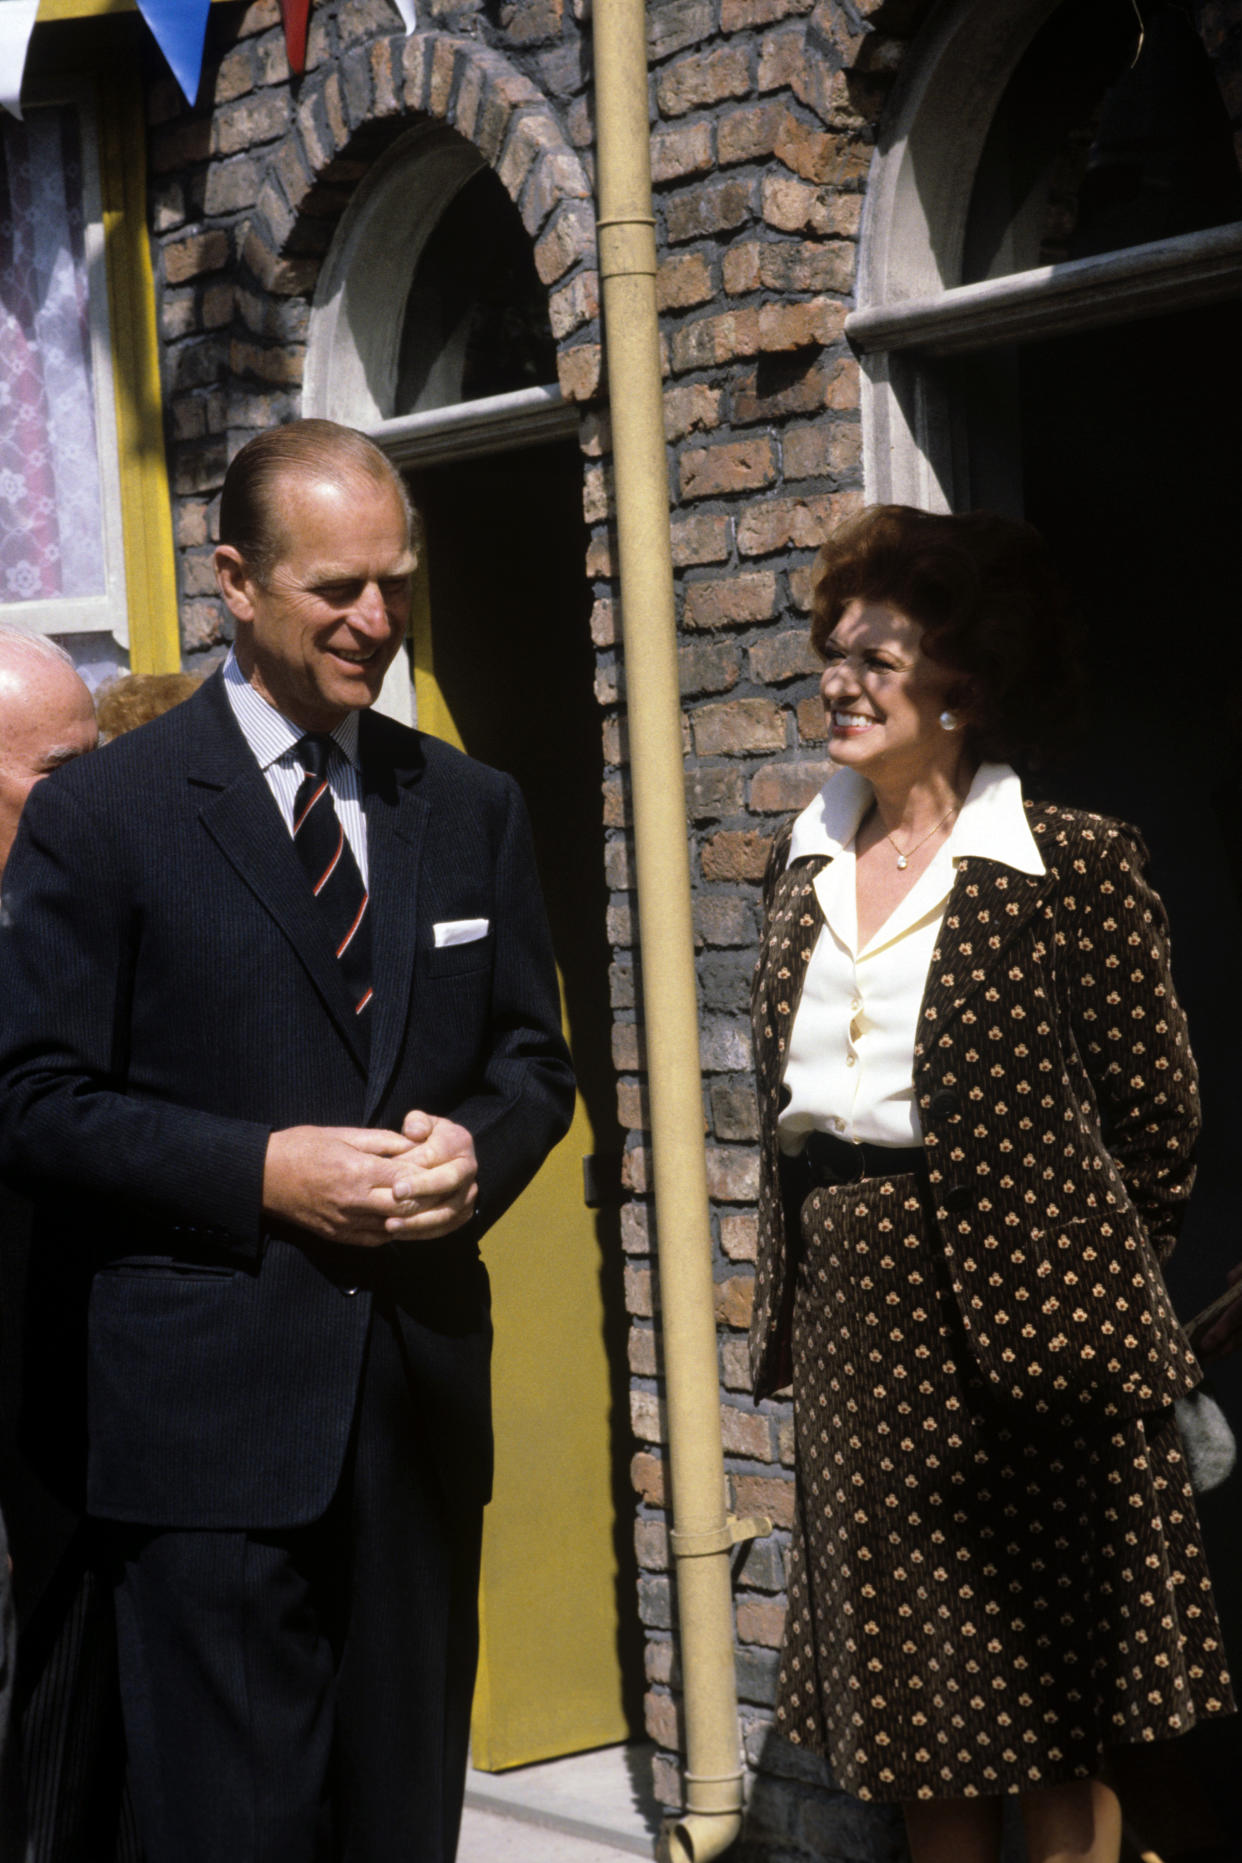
[188,675,370,1069]
[359,723,429,1121]
[917,858,1055,1049]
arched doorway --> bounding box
[306,118,639,1770]
[851,1,1242,1840]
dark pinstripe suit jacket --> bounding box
[0,671,573,1531]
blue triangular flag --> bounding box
[137,0,213,107]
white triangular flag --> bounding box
[391,0,416,31]
[0,0,40,120]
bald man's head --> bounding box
[0,630,98,876]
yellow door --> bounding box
[405,443,637,1768]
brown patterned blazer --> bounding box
[749,799,1203,1423]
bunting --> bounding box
[0,1,39,121]
[278,0,311,75]
[0,0,418,128]
[136,0,213,108]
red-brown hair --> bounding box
[809,504,1082,762]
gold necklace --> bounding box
[884,803,958,871]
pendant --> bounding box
[896,854,908,870]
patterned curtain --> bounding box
[0,106,106,606]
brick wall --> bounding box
[135,0,1242,1856]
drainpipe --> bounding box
[590,4,770,1859]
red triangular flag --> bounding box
[279,0,312,76]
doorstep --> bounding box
[464,1741,662,1857]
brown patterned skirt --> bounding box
[775,1170,1234,1802]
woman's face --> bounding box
[820,598,961,789]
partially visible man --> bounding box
[0,422,574,1863]
[0,626,97,1862]
[0,628,98,878]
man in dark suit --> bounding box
[0,421,575,1862]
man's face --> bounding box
[0,656,99,875]
[218,471,416,733]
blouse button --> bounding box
[845,1054,857,1068]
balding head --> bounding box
[0,627,98,876]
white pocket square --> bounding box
[433,918,490,948]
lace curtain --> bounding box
[0,105,106,606]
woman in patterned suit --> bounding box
[749,505,1233,1863]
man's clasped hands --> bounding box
[263,1110,478,1247]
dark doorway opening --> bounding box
[406,437,644,1760]
[995,296,1242,1837]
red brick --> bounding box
[779,1416,796,1466]
[534,202,595,285]
[645,1639,676,1684]
[626,1264,655,1322]
[652,1752,682,1809]
[670,512,732,567]
[784,420,862,481]
[711,1084,759,1141]
[701,831,773,882]
[212,90,289,156]
[685,767,746,818]
[164,230,229,284]
[732,1473,795,1529]
[631,1451,666,1507]
[663,383,724,440]
[612,1022,640,1068]
[229,340,304,386]
[590,597,616,647]
[582,462,613,524]
[502,0,564,42]
[683,572,777,629]
[174,500,210,548]
[737,494,837,557]
[650,120,714,183]
[750,760,835,813]
[664,177,755,244]
[670,308,759,372]
[631,1389,666,1444]
[727,238,856,296]
[761,174,864,238]
[749,629,820,684]
[694,897,755,946]
[656,252,714,312]
[621,1146,648,1193]
[657,46,752,117]
[721,244,762,295]
[717,99,788,166]
[790,563,819,610]
[721,1404,771,1460]
[620,1203,649,1253]
[734,354,859,424]
[723,0,812,24]
[720,1334,752,1390]
[679,640,742,696]
[714,1275,755,1329]
[736,1598,787,1647]
[758,298,847,353]
[679,437,775,500]
[797,696,829,742]
[645,1690,682,1749]
[757,26,805,92]
[705,1146,761,1201]
[557,343,603,401]
[213,44,257,103]
[635,1516,669,1569]
[692,699,785,756]
[720,1211,759,1260]
[617,1081,650,1131]
[629,1327,657,1380]
[549,271,600,340]
[648,0,714,61]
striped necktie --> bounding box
[291,734,372,1023]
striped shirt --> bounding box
[222,650,370,886]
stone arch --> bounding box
[235,32,599,410]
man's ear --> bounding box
[214,545,257,623]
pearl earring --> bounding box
[939,710,960,732]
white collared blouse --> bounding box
[778,761,1045,1150]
